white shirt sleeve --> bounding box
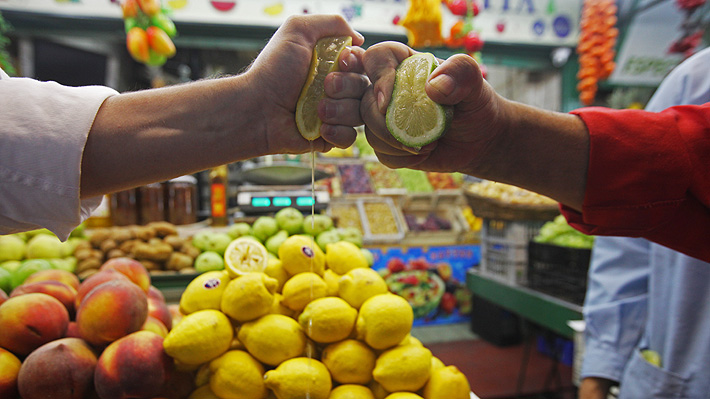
[0,68,118,240]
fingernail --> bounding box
[354,31,365,42]
[377,91,386,113]
[331,74,344,92]
[429,74,455,96]
[323,101,338,119]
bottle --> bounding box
[86,195,113,228]
[209,165,229,227]
[167,175,198,225]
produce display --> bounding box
[404,212,453,232]
[576,0,618,105]
[534,215,595,249]
[396,169,434,193]
[363,202,401,236]
[465,180,557,206]
[120,0,178,66]
[366,162,404,191]
[337,163,375,194]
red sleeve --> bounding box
[560,103,710,262]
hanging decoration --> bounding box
[576,0,618,106]
[441,0,487,78]
[400,0,445,48]
[120,0,178,67]
[668,0,707,57]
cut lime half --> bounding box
[296,36,352,141]
[386,53,453,149]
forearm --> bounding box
[80,73,266,198]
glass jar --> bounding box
[139,183,166,225]
[111,188,139,226]
[166,175,198,225]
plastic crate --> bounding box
[479,218,546,285]
[527,242,592,306]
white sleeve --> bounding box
[0,70,118,240]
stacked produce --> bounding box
[121,0,178,66]
[576,0,618,105]
[534,215,595,249]
[466,180,557,206]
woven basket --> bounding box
[464,191,560,221]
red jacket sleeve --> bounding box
[560,103,710,262]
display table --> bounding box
[466,270,582,339]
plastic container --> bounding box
[479,218,547,285]
[166,175,198,225]
[527,242,592,305]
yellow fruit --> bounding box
[325,241,369,275]
[421,365,471,399]
[281,272,328,311]
[264,257,289,292]
[220,272,278,322]
[0,347,21,396]
[188,384,221,399]
[224,237,269,278]
[384,393,424,399]
[179,270,231,315]
[238,314,307,366]
[338,268,389,309]
[323,269,341,296]
[329,384,375,399]
[356,294,414,350]
[430,356,446,371]
[209,350,267,399]
[368,380,390,399]
[321,339,376,385]
[278,235,325,276]
[263,357,332,399]
[163,309,233,366]
[398,334,423,347]
[270,293,296,317]
[295,36,352,140]
[194,363,212,387]
[298,297,357,343]
[373,345,432,392]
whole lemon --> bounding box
[188,384,220,399]
[281,272,327,311]
[430,356,446,372]
[179,271,230,315]
[278,235,325,276]
[329,384,375,399]
[384,393,424,399]
[270,293,295,317]
[237,314,307,366]
[163,309,233,366]
[338,268,389,309]
[421,365,471,399]
[368,380,390,399]
[321,339,376,384]
[263,357,332,399]
[220,273,278,322]
[209,350,267,399]
[398,334,423,347]
[298,297,357,343]
[323,269,341,296]
[324,241,368,275]
[356,294,414,350]
[264,257,289,292]
[373,345,432,392]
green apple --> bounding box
[252,216,279,242]
[338,227,364,248]
[192,230,213,251]
[275,207,304,235]
[265,230,289,255]
[49,257,77,273]
[315,229,341,252]
[203,233,233,256]
[0,267,11,295]
[11,259,52,289]
[227,222,252,239]
[302,214,333,237]
[360,248,375,267]
[0,234,26,262]
[25,234,62,259]
[0,260,21,274]
[194,251,225,273]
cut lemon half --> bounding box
[224,237,268,278]
[296,36,352,140]
[386,53,453,149]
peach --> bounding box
[65,321,81,339]
[11,280,77,317]
[0,293,69,356]
[23,269,80,290]
[157,368,196,399]
[17,337,98,399]
[0,347,21,399]
[75,269,130,309]
[142,315,169,338]
[76,280,148,347]
[167,304,184,328]
[101,257,151,293]
[148,286,172,330]
[0,289,7,306]
[94,331,173,399]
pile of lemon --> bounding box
[163,236,471,399]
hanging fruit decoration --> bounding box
[668,0,707,58]
[440,0,487,79]
[576,0,618,106]
[121,0,177,67]
[400,0,446,48]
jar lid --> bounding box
[169,175,198,185]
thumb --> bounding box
[425,54,484,105]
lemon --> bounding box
[278,235,325,277]
[188,384,221,399]
[430,356,446,372]
[384,394,424,399]
[329,385,376,399]
[321,339,376,385]
[224,238,269,278]
[386,53,453,149]
[323,269,341,296]
[163,309,233,365]
[368,380,390,399]
[338,268,389,309]
[296,36,352,140]
[179,270,231,315]
[264,257,289,292]
[238,314,307,366]
[324,241,369,275]
[398,334,423,347]
[356,294,414,350]
[221,272,278,322]
[281,272,328,311]
[194,363,212,387]
[421,365,471,399]
[263,357,332,399]
[270,293,296,317]
[373,345,432,392]
[298,297,357,343]
[209,350,267,399]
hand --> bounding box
[246,14,368,154]
[360,41,505,175]
[579,377,615,399]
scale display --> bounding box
[237,190,329,214]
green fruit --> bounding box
[360,248,375,267]
[315,229,340,252]
[203,233,233,256]
[227,223,252,240]
[25,234,62,259]
[265,230,289,255]
[11,259,52,289]
[0,235,26,262]
[0,260,21,274]
[0,267,12,295]
[192,231,213,252]
[252,216,279,242]
[194,251,225,273]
